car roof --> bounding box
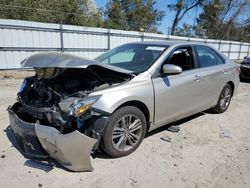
[127,40,207,47]
[126,40,227,60]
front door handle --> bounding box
[194,75,200,82]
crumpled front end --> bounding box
[8,104,49,159]
[7,53,132,171]
[8,103,99,171]
[36,124,97,171]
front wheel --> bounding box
[101,106,147,157]
[212,84,232,113]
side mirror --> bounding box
[162,64,182,75]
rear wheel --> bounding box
[212,84,232,113]
[102,106,147,157]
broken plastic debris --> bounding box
[160,136,171,142]
[24,160,55,172]
[219,128,232,139]
[167,125,180,132]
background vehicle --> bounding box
[240,56,250,80]
[8,41,239,171]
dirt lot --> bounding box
[0,73,250,188]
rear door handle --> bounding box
[194,75,200,82]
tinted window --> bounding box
[196,46,224,68]
[95,44,167,73]
[214,52,225,65]
[165,47,194,71]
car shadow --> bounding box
[95,111,207,159]
[146,112,205,137]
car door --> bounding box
[152,46,207,127]
[193,45,228,107]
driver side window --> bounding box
[165,47,195,71]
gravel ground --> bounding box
[0,75,250,188]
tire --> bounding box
[212,84,232,113]
[101,106,147,157]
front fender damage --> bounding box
[35,124,97,171]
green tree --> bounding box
[196,0,224,38]
[0,0,102,27]
[104,0,164,32]
[175,23,196,37]
[167,0,203,35]
[103,0,125,29]
[196,0,250,41]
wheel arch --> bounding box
[114,100,151,131]
[227,81,235,96]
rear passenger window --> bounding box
[214,52,225,65]
[196,46,224,68]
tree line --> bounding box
[0,0,249,42]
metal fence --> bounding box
[0,19,250,69]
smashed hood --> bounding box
[21,52,133,79]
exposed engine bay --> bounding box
[16,66,132,134]
[8,52,134,171]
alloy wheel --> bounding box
[219,87,231,110]
[112,115,142,151]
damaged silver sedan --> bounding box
[8,41,239,171]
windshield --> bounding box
[95,44,168,73]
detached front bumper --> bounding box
[8,103,97,172]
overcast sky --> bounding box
[95,0,202,34]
